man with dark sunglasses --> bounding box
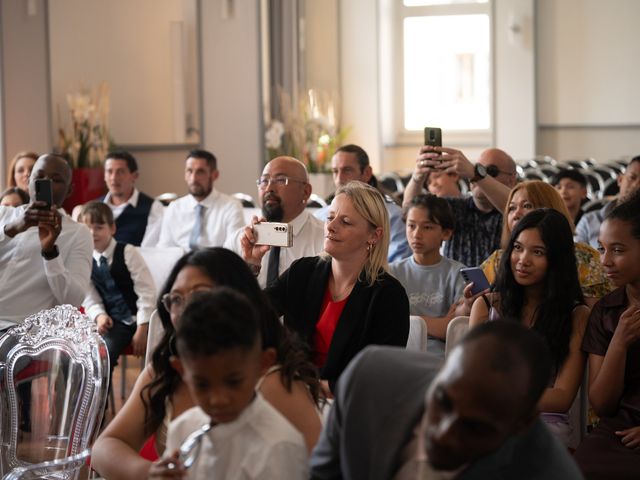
[404,146,516,267]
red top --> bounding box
[313,286,349,369]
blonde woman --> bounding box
[480,180,611,305]
[243,181,410,394]
[7,151,37,191]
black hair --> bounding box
[187,149,217,170]
[605,189,640,240]
[105,150,138,173]
[141,247,321,434]
[630,154,640,166]
[0,187,29,205]
[402,193,455,231]
[79,201,114,226]
[176,288,260,358]
[461,320,552,414]
[495,208,584,373]
[335,144,369,172]
[550,169,587,188]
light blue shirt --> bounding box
[574,201,616,249]
[314,196,411,263]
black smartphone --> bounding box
[34,179,53,209]
[460,267,491,296]
[423,127,442,148]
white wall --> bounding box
[536,0,640,161]
[0,0,50,174]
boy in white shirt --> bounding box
[389,194,466,358]
[161,288,308,480]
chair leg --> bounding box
[120,355,127,401]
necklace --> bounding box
[330,280,355,302]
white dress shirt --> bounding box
[0,205,93,329]
[224,209,325,287]
[82,238,157,326]
[157,188,245,251]
[103,188,165,247]
[166,394,308,480]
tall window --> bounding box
[381,0,492,145]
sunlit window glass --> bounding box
[403,14,490,131]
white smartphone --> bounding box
[253,222,293,247]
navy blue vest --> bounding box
[99,192,154,246]
[91,243,138,323]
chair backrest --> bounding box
[232,193,256,208]
[0,305,109,479]
[445,316,470,358]
[138,247,185,293]
[406,316,428,352]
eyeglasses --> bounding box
[161,287,214,315]
[256,175,306,189]
[486,165,516,178]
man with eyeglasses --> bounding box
[224,156,324,288]
[157,149,245,251]
[314,144,411,263]
[404,146,516,267]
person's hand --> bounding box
[131,323,149,357]
[414,146,445,182]
[148,450,186,479]
[612,305,640,349]
[431,147,476,180]
[615,426,640,450]
[240,216,271,268]
[3,201,52,238]
[454,283,490,317]
[96,314,113,335]
[37,206,62,252]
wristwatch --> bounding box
[471,163,488,183]
[41,245,59,260]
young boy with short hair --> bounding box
[389,194,466,357]
[80,201,156,373]
[164,288,308,480]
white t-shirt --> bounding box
[166,394,308,480]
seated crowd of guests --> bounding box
[0,144,639,479]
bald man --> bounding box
[0,154,93,328]
[404,147,517,267]
[224,156,324,288]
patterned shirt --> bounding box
[480,242,613,300]
[442,197,502,267]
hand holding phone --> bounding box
[460,267,491,296]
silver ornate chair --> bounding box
[0,305,109,479]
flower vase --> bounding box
[62,167,105,212]
[308,173,334,200]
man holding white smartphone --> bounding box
[0,154,93,329]
[224,156,324,288]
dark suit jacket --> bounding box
[265,256,409,389]
[310,346,584,480]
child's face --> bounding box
[427,170,459,198]
[0,193,22,207]
[510,227,548,287]
[598,218,640,288]
[405,206,451,256]
[554,178,587,211]
[83,220,115,253]
[178,344,265,424]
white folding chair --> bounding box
[406,316,428,352]
[445,316,470,358]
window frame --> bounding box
[379,0,494,148]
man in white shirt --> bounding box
[225,156,324,287]
[158,149,244,251]
[0,154,93,329]
[97,151,165,247]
